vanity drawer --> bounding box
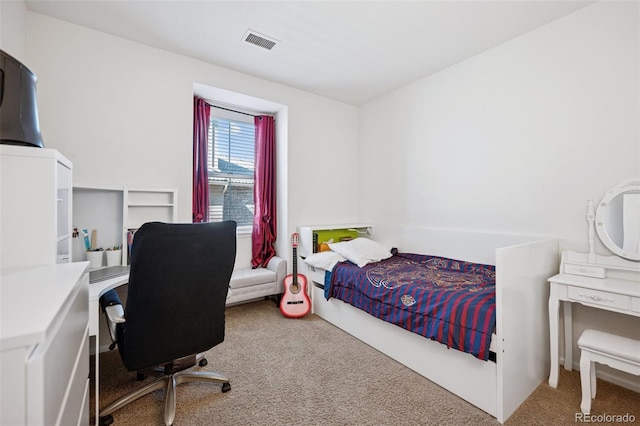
[567,286,630,310]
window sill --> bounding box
[237,226,252,237]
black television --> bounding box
[0,49,45,148]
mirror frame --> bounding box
[595,178,640,261]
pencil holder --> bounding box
[106,249,122,267]
[86,251,104,269]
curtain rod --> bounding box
[209,104,261,117]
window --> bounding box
[208,113,255,228]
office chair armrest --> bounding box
[100,289,126,322]
[105,304,126,323]
[100,288,122,309]
[100,289,126,345]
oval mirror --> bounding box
[595,178,640,261]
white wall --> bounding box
[360,1,638,251]
[24,12,359,268]
[359,1,639,389]
[0,1,28,62]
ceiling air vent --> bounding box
[243,30,278,51]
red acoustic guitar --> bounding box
[280,233,311,318]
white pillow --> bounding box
[328,238,392,268]
[303,251,346,270]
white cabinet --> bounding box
[0,262,90,426]
[1,145,73,268]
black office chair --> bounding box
[98,221,236,426]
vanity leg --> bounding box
[548,284,560,388]
[563,300,573,370]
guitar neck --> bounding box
[292,246,298,284]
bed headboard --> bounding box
[298,224,372,258]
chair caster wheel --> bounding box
[222,382,231,393]
[199,358,208,367]
[99,415,114,426]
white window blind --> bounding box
[209,118,255,178]
[208,115,255,226]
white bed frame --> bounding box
[299,225,558,424]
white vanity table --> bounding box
[548,252,640,388]
[548,179,640,388]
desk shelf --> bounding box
[73,186,177,266]
[123,188,177,264]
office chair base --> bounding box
[99,415,114,426]
[99,371,230,426]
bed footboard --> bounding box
[495,238,558,422]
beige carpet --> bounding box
[92,299,639,425]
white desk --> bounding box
[89,274,129,425]
[548,259,640,388]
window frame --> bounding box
[208,107,255,234]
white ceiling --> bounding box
[24,0,595,106]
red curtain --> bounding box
[192,97,210,223]
[251,115,277,268]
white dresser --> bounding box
[0,262,90,426]
[0,145,73,268]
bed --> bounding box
[298,225,558,424]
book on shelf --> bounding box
[126,228,138,264]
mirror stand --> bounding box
[595,178,640,261]
[561,179,640,281]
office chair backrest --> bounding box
[119,221,236,371]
